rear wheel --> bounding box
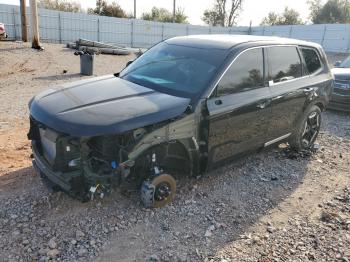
[289,105,321,151]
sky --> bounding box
[0,0,316,26]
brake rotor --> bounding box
[141,174,176,208]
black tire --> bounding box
[289,105,322,151]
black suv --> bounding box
[28,35,333,207]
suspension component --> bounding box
[140,174,177,208]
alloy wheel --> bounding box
[301,111,320,148]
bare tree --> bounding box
[227,0,243,26]
[202,0,243,27]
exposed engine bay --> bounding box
[28,112,201,207]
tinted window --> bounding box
[217,48,264,96]
[120,41,228,98]
[268,46,302,83]
[301,48,322,74]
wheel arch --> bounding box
[303,98,326,113]
[130,138,200,177]
[291,99,324,135]
[315,101,325,111]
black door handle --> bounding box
[215,99,222,105]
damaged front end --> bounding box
[27,73,203,206]
[28,112,200,204]
[28,117,145,201]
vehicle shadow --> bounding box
[0,166,39,200]
[96,145,316,261]
[2,110,348,261]
[33,73,82,81]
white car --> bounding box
[0,23,8,39]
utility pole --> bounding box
[20,0,28,42]
[134,0,136,18]
[29,0,42,49]
[173,0,176,23]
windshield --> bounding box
[119,41,228,98]
[339,56,350,68]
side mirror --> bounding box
[334,61,341,67]
[135,48,143,57]
[126,60,133,67]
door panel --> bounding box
[207,87,272,164]
[268,80,309,138]
[206,47,272,166]
[266,46,308,139]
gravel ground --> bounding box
[0,42,349,262]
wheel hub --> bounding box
[154,182,171,201]
[140,174,177,208]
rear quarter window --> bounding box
[268,46,302,83]
[300,47,322,74]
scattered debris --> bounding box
[266,225,276,233]
[282,147,313,159]
[48,238,57,249]
[205,224,215,237]
[148,254,160,261]
[47,249,60,259]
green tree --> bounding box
[261,7,304,25]
[38,0,82,12]
[141,7,188,23]
[88,0,131,18]
[308,0,322,22]
[202,0,243,27]
[308,0,350,24]
[260,12,279,25]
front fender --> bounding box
[127,114,200,176]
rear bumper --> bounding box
[32,141,72,192]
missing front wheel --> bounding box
[140,174,177,208]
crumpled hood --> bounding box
[29,75,190,136]
[332,68,350,81]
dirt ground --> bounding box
[0,41,349,262]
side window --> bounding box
[301,47,322,74]
[217,48,264,96]
[268,46,302,83]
